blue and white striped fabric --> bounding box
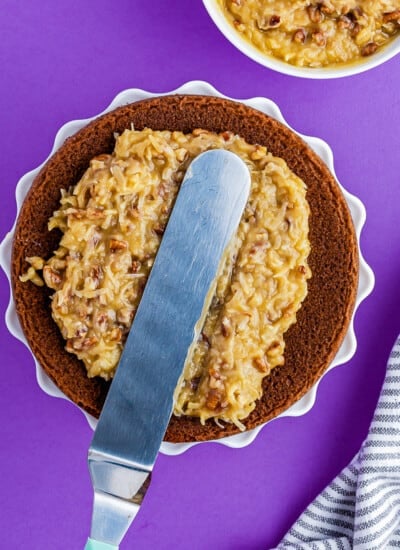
[275,336,400,550]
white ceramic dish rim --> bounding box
[203,0,400,79]
[0,81,374,455]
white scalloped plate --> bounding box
[0,81,374,455]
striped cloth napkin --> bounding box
[274,335,400,550]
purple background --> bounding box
[1,1,399,548]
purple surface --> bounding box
[0,1,399,548]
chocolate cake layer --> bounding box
[11,95,358,442]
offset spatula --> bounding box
[85,149,251,549]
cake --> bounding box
[11,95,359,442]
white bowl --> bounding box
[0,81,374,455]
[203,0,400,79]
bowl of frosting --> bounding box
[203,0,400,78]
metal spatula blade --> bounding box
[85,149,251,549]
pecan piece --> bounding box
[337,15,353,29]
[383,10,400,24]
[249,238,268,254]
[190,376,201,391]
[94,311,108,332]
[256,14,281,30]
[253,356,268,373]
[110,328,122,343]
[43,265,63,290]
[312,31,326,47]
[206,389,222,411]
[90,266,103,288]
[201,331,211,347]
[66,336,98,352]
[269,15,281,27]
[347,7,363,22]
[361,42,378,56]
[110,238,127,252]
[74,325,88,338]
[87,207,106,220]
[307,5,324,23]
[350,22,361,37]
[293,28,307,43]
[131,260,142,273]
[153,224,165,236]
[267,340,281,358]
[320,1,334,15]
[157,183,167,199]
[81,336,98,350]
[209,368,222,381]
[221,131,233,142]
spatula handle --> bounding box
[85,538,118,550]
